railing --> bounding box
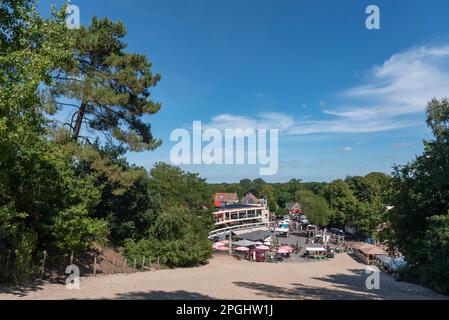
[208,222,271,239]
[215,215,264,226]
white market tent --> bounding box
[232,239,259,247]
[305,247,326,252]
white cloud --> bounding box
[206,112,294,132]
[334,45,449,121]
[340,146,353,152]
[205,44,449,135]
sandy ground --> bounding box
[0,253,447,300]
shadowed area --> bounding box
[115,290,214,300]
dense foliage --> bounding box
[123,163,214,268]
[0,1,212,282]
[388,98,449,294]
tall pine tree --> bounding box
[47,17,162,151]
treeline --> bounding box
[0,1,213,283]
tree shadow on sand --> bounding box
[234,268,447,300]
[233,281,376,300]
[114,290,215,300]
[310,269,447,300]
[0,281,46,298]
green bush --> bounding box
[124,206,213,268]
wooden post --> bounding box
[142,257,145,272]
[157,257,160,269]
[149,257,152,270]
[133,258,136,270]
[123,259,127,268]
[40,250,47,278]
[70,250,74,265]
[93,256,97,277]
[229,233,233,254]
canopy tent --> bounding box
[350,242,373,250]
[234,230,273,242]
[232,239,259,247]
[360,246,387,256]
[233,226,269,236]
[235,246,250,252]
[305,247,326,252]
[256,245,270,251]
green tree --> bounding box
[47,17,162,151]
[0,2,109,281]
[345,175,384,238]
[275,207,287,217]
[149,162,213,210]
[389,98,449,294]
[296,190,330,226]
[324,179,357,229]
[260,184,277,212]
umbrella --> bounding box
[277,248,290,254]
[220,239,230,244]
[256,245,270,251]
[214,242,225,247]
[280,246,294,253]
[235,246,250,252]
[215,246,230,251]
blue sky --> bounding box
[39,0,449,182]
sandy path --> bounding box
[0,253,446,300]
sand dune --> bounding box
[1,253,446,300]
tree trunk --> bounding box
[72,101,88,142]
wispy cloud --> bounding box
[205,112,294,132]
[330,45,449,121]
[205,44,449,135]
[340,146,353,152]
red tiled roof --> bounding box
[244,192,259,201]
[215,192,239,203]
